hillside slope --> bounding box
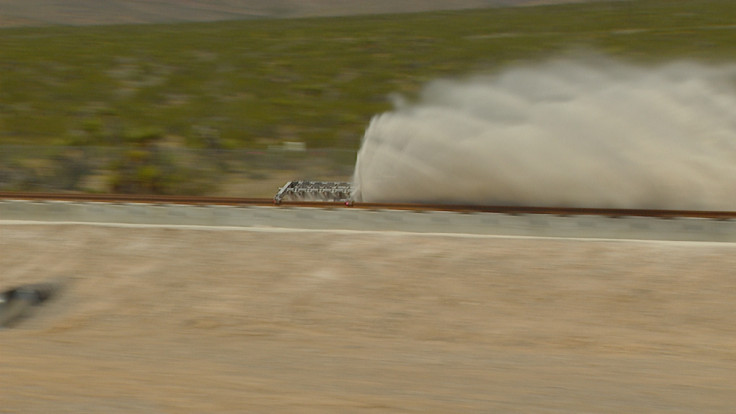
[0,0,617,27]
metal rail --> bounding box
[0,192,734,219]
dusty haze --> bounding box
[352,56,736,210]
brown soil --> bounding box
[2,222,735,413]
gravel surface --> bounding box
[2,222,736,413]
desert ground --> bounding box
[2,221,735,413]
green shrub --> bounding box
[1,0,735,151]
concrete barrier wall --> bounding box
[1,200,734,242]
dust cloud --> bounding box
[352,56,736,210]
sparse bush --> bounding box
[2,0,734,152]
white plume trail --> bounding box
[351,57,736,210]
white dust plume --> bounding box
[352,57,736,210]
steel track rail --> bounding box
[0,192,734,219]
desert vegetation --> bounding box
[1,0,734,194]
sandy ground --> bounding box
[1,221,736,413]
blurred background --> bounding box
[4,3,736,413]
[1,0,733,197]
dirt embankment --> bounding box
[2,222,736,413]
